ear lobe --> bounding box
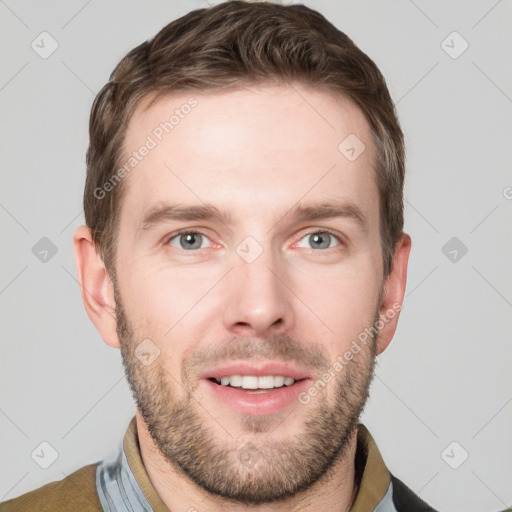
[73,225,120,349]
[375,233,412,355]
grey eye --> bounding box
[168,232,211,250]
[296,232,340,250]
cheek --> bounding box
[118,263,218,338]
[291,261,381,355]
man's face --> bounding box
[114,83,384,504]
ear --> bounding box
[375,233,412,355]
[73,225,120,348]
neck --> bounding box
[136,411,360,512]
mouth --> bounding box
[207,375,307,393]
[200,362,312,415]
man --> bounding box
[0,1,438,510]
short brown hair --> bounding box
[84,0,404,278]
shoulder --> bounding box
[390,474,438,512]
[0,463,102,512]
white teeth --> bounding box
[241,376,258,389]
[258,376,275,389]
[215,375,296,389]
[229,375,242,387]
[274,376,285,387]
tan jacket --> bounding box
[0,463,101,511]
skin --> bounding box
[74,83,411,512]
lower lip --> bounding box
[202,378,312,415]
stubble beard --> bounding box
[114,282,378,505]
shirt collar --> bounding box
[96,416,393,512]
[351,423,392,511]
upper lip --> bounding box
[200,361,311,381]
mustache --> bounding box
[184,333,330,374]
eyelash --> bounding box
[164,228,344,253]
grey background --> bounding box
[1,1,511,510]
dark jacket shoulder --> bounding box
[391,474,438,512]
[0,463,102,512]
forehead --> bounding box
[118,83,377,228]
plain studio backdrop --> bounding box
[0,1,511,511]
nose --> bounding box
[223,243,295,338]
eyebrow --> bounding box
[139,201,369,235]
